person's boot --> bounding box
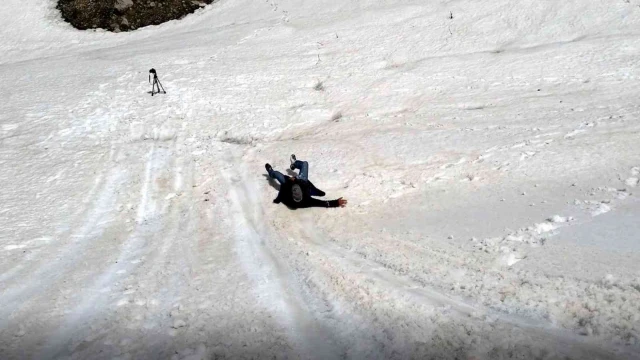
[289,154,297,170]
[265,163,273,173]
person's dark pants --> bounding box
[268,169,287,185]
[291,160,309,180]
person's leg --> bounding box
[268,169,286,185]
[292,160,309,180]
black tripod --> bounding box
[149,68,166,96]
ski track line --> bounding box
[0,167,126,330]
[0,174,103,284]
[131,145,199,358]
[294,223,631,359]
[0,145,121,285]
[37,143,172,359]
[299,223,480,316]
[223,157,341,360]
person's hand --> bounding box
[338,197,348,207]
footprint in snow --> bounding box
[625,177,638,187]
[591,203,612,217]
[564,129,586,139]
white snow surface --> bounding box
[1,0,640,359]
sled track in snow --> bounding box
[222,150,343,359]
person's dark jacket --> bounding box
[273,177,340,208]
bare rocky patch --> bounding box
[57,0,215,32]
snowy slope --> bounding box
[1,0,640,359]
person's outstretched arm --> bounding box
[306,197,347,208]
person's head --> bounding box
[291,183,304,203]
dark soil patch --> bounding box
[57,0,215,32]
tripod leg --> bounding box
[157,79,166,94]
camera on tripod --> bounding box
[149,68,166,96]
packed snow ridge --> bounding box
[1,0,640,359]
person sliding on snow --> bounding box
[265,155,347,209]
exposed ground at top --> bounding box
[57,0,214,31]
